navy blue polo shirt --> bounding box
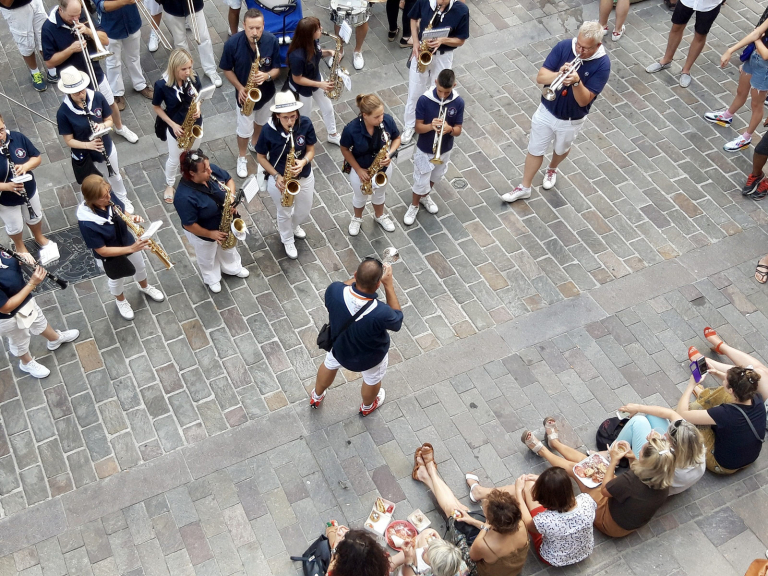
[161,0,203,18]
[220,31,281,111]
[78,193,130,260]
[0,131,40,207]
[57,91,114,163]
[94,0,141,40]
[340,114,399,169]
[288,41,322,97]
[255,116,316,179]
[4,0,33,9]
[409,0,469,53]
[42,9,105,84]
[0,252,32,320]
[541,39,611,121]
[325,282,403,372]
[174,164,231,241]
[153,76,203,139]
[415,89,464,155]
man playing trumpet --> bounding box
[404,68,463,226]
[503,22,610,204]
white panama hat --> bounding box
[57,66,90,94]
[269,91,303,113]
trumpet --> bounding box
[430,98,447,166]
[136,0,171,51]
[72,0,112,90]
[187,0,201,45]
[543,57,582,101]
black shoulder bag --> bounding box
[101,206,136,280]
[317,299,373,352]
[729,402,767,443]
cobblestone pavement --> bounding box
[1,0,768,571]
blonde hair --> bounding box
[631,436,676,490]
[81,174,108,211]
[426,540,463,576]
[578,21,604,44]
[166,49,196,86]
[355,94,384,116]
[668,420,705,470]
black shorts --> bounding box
[755,134,768,156]
[671,1,722,35]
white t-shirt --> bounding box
[532,493,597,567]
[678,0,722,13]
[669,448,706,495]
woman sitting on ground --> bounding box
[522,419,675,538]
[389,528,469,576]
[467,467,595,566]
[611,411,705,495]
[412,444,529,576]
[327,527,389,576]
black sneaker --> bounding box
[46,71,59,83]
[399,37,411,48]
[742,173,764,196]
[31,72,46,92]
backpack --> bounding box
[595,416,629,468]
[290,534,331,576]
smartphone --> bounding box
[689,357,708,383]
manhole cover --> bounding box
[23,226,101,293]
[451,178,468,190]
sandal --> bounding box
[412,447,423,480]
[703,327,725,354]
[421,443,436,469]
[465,474,481,503]
[388,27,399,42]
[543,416,559,444]
[756,263,768,285]
[164,186,175,204]
[520,430,544,454]
[688,346,702,361]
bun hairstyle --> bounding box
[484,489,522,534]
[726,367,761,401]
[631,435,676,490]
[356,94,384,116]
[180,149,208,180]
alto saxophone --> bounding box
[281,130,301,207]
[361,123,390,196]
[321,31,347,101]
[110,202,173,269]
[417,10,439,73]
[176,79,203,151]
[241,37,262,117]
[211,175,245,250]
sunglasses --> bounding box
[669,419,683,437]
[364,256,383,269]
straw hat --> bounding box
[270,91,303,113]
[57,66,90,94]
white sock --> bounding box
[30,68,40,75]
[361,402,374,411]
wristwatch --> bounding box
[572,81,580,87]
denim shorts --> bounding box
[743,49,768,92]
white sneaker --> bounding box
[284,241,298,259]
[419,195,438,214]
[353,51,364,70]
[348,216,363,236]
[374,213,395,232]
[403,204,419,225]
[401,128,415,145]
[247,141,258,154]
[542,168,557,190]
[209,282,222,293]
[293,225,306,239]
[115,125,138,143]
[501,185,532,203]
[148,30,159,52]
[236,268,250,278]
[236,156,248,178]
[116,298,134,320]
[122,198,135,214]
[207,71,223,87]
[47,329,80,351]
[139,284,165,302]
[19,359,50,379]
[327,132,341,146]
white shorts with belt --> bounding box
[0,0,47,57]
[0,192,43,236]
[527,103,585,157]
[324,350,388,385]
[412,147,451,195]
[236,97,273,139]
[0,298,47,357]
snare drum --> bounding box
[330,0,370,27]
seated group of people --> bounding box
[320,327,767,576]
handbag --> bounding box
[155,115,168,142]
[316,299,373,352]
[290,534,331,576]
[15,300,38,330]
[102,255,136,280]
[596,416,630,467]
[72,154,102,184]
[729,402,767,443]
[740,43,756,62]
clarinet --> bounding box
[0,243,68,289]
[84,102,115,177]
[0,140,36,219]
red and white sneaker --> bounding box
[309,389,326,409]
[359,389,386,416]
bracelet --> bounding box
[407,563,422,575]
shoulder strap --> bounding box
[331,298,374,346]
[729,402,767,443]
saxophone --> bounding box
[321,31,347,100]
[417,10,439,73]
[211,175,245,250]
[176,80,203,151]
[361,123,390,196]
[241,38,262,117]
[110,202,173,269]
[281,130,301,207]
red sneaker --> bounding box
[359,389,386,416]
[309,390,326,409]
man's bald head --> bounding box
[355,259,383,293]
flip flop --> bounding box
[703,327,725,354]
[756,263,768,285]
[421,443,436,469]
[412,446,423,480]
[465,474,481,503]
[521,430,544,454]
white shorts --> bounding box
[0,0,46,57]
[144,0,162,15]
[0,298,47,357]
[222,0,242,8]
[527,103,585,157]
[99,76,115,106]
[235,99,273,139]
[324,350,389,385]
[0,192,43,235]
[412,147,450,195]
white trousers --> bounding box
[403,50,454,130]
[106,29,147,96]
[184,229,242,285]
[166,128,200,185]
[0,0,46,57]
[164,10,217,75]
[350,165,389,209]
[96,250,147,295]
[0,298,47,357]
[0,192,43,235]
[266,170,314,243]
[298,90,337,136]
[412,148,451,195]
[94,146,128,204]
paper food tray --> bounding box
[407,509,431,533]
[363,497,395,536]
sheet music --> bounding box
[421,26,450,40]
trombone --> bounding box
[136,0,172,50]
[73,0,112,90]
[187,0,201,45]
[430,98,447,165]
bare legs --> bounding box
[522,150,571,188]
[311,365,381,405]
[415,458,468,518]
[747,88,768,135]
[659,25,707,75]
[728,71,752,115]
[598,0,629,34]
[18,323,62,365]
